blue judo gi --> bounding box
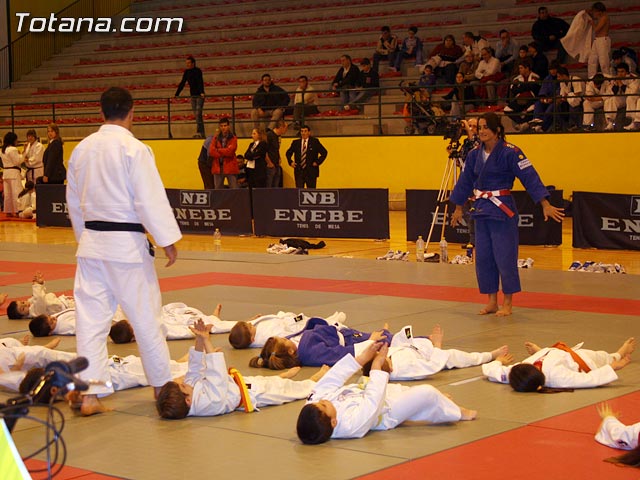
[450,139,549,295]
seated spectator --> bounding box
[530,61,561,132]
[460,31,489,62]
[17,181,36,219]
[531,6,569,64]
[372,26,398,72]
[292,75,319,130]
[332,54,361,108]
[511,46,530,80]
[556,66,585,131]
[425,34,464,85]
[393,26,424,71]
[251,74,290,130]
[236,155,248,188]
[443,72,477,119]
[495,30,519,77]
[611,48,638,76]
[582,73,608,131]
[474,47,504,103]
[604,62,639,131]
[458,50,479,83]
[528,42,549,79]
[417,64,436,92]
[503,59,541,130]
[347,58,380,111]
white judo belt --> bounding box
[472,189,515,218]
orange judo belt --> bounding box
[472,189,515,218]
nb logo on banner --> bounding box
[298,190,339,207]
[631,197,640,217]
[180,190,211,207]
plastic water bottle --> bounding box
[415,235,425,262]
[213,228,222,253]
[439,238,448,263]
[466,243,473,262]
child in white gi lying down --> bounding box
[595,402,640,468]
[156,319,328,419]
[296,342,477,444]
[6,272,74,319]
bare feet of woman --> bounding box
[495,306,512,317]
[429,324,444,348]
[279,366,301,379]
[80,395,111,416]
[44,337,61,350]
[491,345,509,359]
[21,334,32,346]
[310,365,331,382]
[479,304,498,315]
[525,341,541,355]
[460,407,478,420]
[617,337,636,358]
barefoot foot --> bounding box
[617,337,636,358]
[310,365,331,382]
[525,341,541,355]
[213,303,222,317]
[479,304,498,315]
[460,407,477,420]
[21,333,32,346]
[429,324,444,348]
[279,366,301,379]
[495,306,512,317]
[80,395,111,416]
[491,345,509,360]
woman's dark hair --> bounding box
[248,337,300,370]
[2,132,18,153]
[480,112,506,140]
[606,446,640,468]
[509,364,574,393]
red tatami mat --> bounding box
[358,393,640,480]
[23,459,123,479]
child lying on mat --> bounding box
[595,402,640,468]
[6,271,74,319]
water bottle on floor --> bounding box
[439,238,448,263]
[213,228,222,253]
[416,235,425,262]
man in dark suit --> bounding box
[285,125,328,189]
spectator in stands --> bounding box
[503,59,541,131]
[252,74,290,130]
[265,120,288,188]
[582,73,607,131]
[41,123,65,185]
[393,26,424,71]
[587,2,610,79]
[347,58,379,111]
[285,125,328,189]
[244,128,269,189]
[611,48,638,77]
[474,47,504,103]
[332,55,361,109]
[196,135,214,189]
[174,55,205,139]
[292,75,319,130]
[531,6,569,64]
[418,65,436,92]
[495,30,519,77]
[372,26,398,72]
[23,129,43,184]
[209,118,238,189]
[604,63,639,131]
[460,32,489,62]
[443,72,477,119]
[1,132,22,217]
[530,61,561,132]
[528,42,549,79]
[556,66,585,131]
[458,50,479,83]
[511,46,530,81]
[425,34,464,85]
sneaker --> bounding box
[391,250,406,260]
[568,261,582,271]
[400,251,410,261]
[624,122,640,131]
[376,250,395,260]
[524,257,534,268]
[192,133,203,139]
[282,246,299,254]
[604,121,614,131]
[580,260,595,271]
[530,118,543,125]
[582,125,596,132]
[517,258,526,268]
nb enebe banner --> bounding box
[36,184,70,227]
[406,189,563,245]
[573,192,640,250]
[252,188,389,239]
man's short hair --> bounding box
[100,87,134,121]
[6,301,26,319]
[296,404,334,444]
[341,54,352,62]
[616,62,630,73]
[156,382,190,419]
[186,55,196,65]
[538,7,548,14]
[109,320,135,344]
[408,26,418,34]
[219,117,230,125]
[261,73,271,80]
[519,58,533,70]
[229,321,252,349]
[592,2,606,12]
[29,315,53,336]
[299,125,310,131]
[528,42,540,52]
[297,75,308,81]
[380,26,390,33]
[499,29,508,36]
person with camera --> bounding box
[450,112,564,317]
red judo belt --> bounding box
[472,189,515,218]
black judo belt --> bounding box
[85,221,155,256]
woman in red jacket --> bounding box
[209,117,238,189]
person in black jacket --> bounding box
[251,74,290,130]
[285,125,328,189]
[41,123,65,184]
[531,7,569,63]
[175,55,206,138]
[332,55,361,109]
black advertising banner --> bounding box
[252,188,389,239]
[406,189,563,245]
[165,188,253,235]
[36,184,71,227]
[573,192,640,250]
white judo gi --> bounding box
[388,326,492,381]
[251,311,347,347]
[561,10,592,62]
[160,302,237,340]
[66,123,182,396]
[29,282,75,318]
[596,416,640,450]
[482,343,620,388]
[186,348,315,417]
[306,353,463,439]
[49,308,77,335]
[23,139,44,183]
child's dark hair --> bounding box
[509,364,573,393]
[29,315,53,336]
[248,337,300,370]
[7,301,27,319]
[19,367,54,404]
[229,321,252,349]
[156,382,190,419]
[109,320,135,344]
[297,404,334,444]
[606,445,640,468]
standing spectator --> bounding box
[460,31,489,62]
[581,73,607,131]
[209,118,238,189]
[174,55,205,139]
[393,26,424,71]
[41,123,65,184]
[244,128,269,188]
[332,55,361,109]
[530,61,561,132]
[458,50,479,83]
[66,86,181,415]
[372,26,398,72]
[528,42,549,79]
[1,132,23,217]
[286,125,328,189]
[425,34,465,85]
[495,30,519,77]
[197,135,214,190]
[587,2,610,79]
[292,75,319,130]
[23,129,43,184]
[556,66,585,131]
[265,120,288,188]
[604,63,639,131]
[531,7,569,63]
[503,59,541,131]
[251,74,290,130]
[348,58,379,111]
[474,47,504,103]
